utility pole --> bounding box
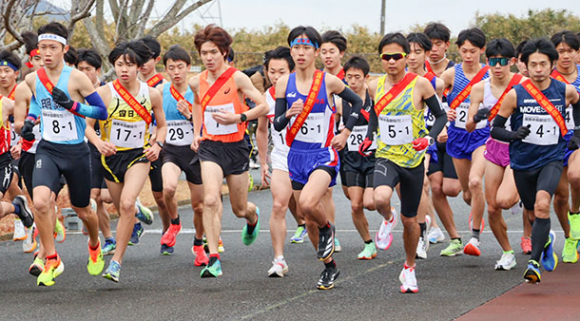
[380,0,386,35]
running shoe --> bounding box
[135,198,154,225]
[37,255,64,286]
[161,244,174,255]
[463,237,481,256]
[510,201,523,216]
[424,215,431,249]
[22,224,38,253]
[399,265,419,293]
[200,259,223,278]
[192,245,209,266]
[317,266,340,290]
[468,212,485,232]
[562,238,579,263]
[29,254,44,277]
[540,230,558,272]
[218,236,225,253]
[317,223,335,261]
[87,239,105,275]
[161,222,182,248]
[290,226,307,243]
[54,218,66,243]
[568,212,580,240]
[102,260,121,283]
[428,227,445,244]
[13,195,34,228]
[334,237,342,252]
[13,218,26,241]
[241,207,260,246]
[375,208,397,250]
[495,252,517,270]
[416,237,428,260]
[521,237,532,254]
[440,239,463,257]
[102,239,116,256]
[128,223,144,246]
[267,257,289,277]
[357,242,377,260]
[523,260,541,284]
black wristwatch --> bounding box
[240,113,247,123]
[187,114,193,122]
[156,141,164,149]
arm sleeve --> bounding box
[490,115,516,142]
[27,95,41,120]
[366,107,378,140]
[338,87,363,131]
[573,98,580,130]
[425,95,446,140]
[273,97,290,131]
[72,91,108,120]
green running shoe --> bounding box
[242,208,260,246]
[102,260,121,283]
[440,239,463,257]
[562,238,579,263]
[290,226,307,243]
[357,242,377,260]
[569,212,580,240]
[200,259,223,278]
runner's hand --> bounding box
[568,133,580,150]
[286,99,303,118]
[10,143,21,160]
[144,144,161,162]
[52,87,76,110]
[513,125,531,140]
[447,109,457,122]
[412,136,434,151]
[358,137,374,156]
[437,127,448,143]
[21,119,35,141]
[97,141,117,156]
[331,131,348,151]
[212,110,240,125]
[261,163,271,187]
[473,108,490,123]
[191,135,201,152]
[177,100,192,119]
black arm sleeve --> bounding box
[273,97,290,132]
[491,115,516,142]
[573,97,580,130]
[338,87,363,131]
[425,95,446,140]
[366,107,378,140]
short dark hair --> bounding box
[140,36,162,59]
[321,30,347,52]
[521,38,559,66]
[264,46,295,71]
[0,50,22,70]
[64,45,77,65]
[424,22,451,42]
[194,24,232,56]
[287,26,322,49]
[485,38,515,58]
[343,55,370,76]
[516,40,528,58]
[108,40,152,68]
[163,45,191,66]
[551,30,580,51]
[456,28,486,49]
[37,22,68,44]
[22,31,38,55]
[378,32,410,54]
[76,48,102,69]
[227,47,235,63]
[407,32,432,52]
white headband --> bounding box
[38,34,67,46]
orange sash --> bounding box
[170,84,192,112]
[424,71,436,82]
[285,70,324,146]
[200,67,237,111]
[374,73,418,115]
[551,70,569,84]
[8,86,16,100]
[521,79,568,136]
[37,68,84,118]
[449,66,490,110]
[488,74,523,121]
[112,79,152,125]
[147,73,165,88]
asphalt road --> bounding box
[0,177,570,321]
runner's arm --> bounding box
[424,95,446,140]
[337,87,363,132]
[13,82,31,134]
[466,83,485,133]
[236,71,269,121]
[490,90,528,142]
[366,107,377,140]
[273,75,291,131]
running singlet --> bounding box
[552,65,580,132]
[483,78,511,130]
[374,74,427,168]
[100,81,152,151]
[343,90,375,152]
[35,65,86,145]
[447,63,490,130]
[510,79,567,171]
[163,83,195,146]
[285,72,336,150]
[265,86,289,153]
[0,99,10,154]
[199,69,248,143]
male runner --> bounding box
[20,22,108,286]
[362,32,447,292]
[491,38,580,283]
[189,24,268,278]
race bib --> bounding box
[204,103,238,135]
[10,125,19,147]
[522,114,559,146]
[378,114,413,145]
[565,105,574,130]
[110,119,146,148]
[41,110,78,142]
[166,120,194,146]
[272,127,288,151]
[347,125,376,152]
[294,113,325,144]
[424,109,435,127]
[455,103,486,130]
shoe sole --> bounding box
[375,233,394,251]
[524,270,540,284]
[200,270,222,278]
[358,253,377,260]
[316,270,340,290]
[103,273,119,283]
[38,262,65,287]
[400,286,419,293]
[440,249,463,257]
[463,243,481,256]
[268,268,288,278]
[290,239,304,244]
[23,241,38,253]
[495,262,517,271]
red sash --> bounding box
[336,68,345,81]
[268,86,276,98]
[521,79,568,136]
[113,79,152,125]
[551,70,569,84]
[147,73,165,88]
[37,68,84,118]
[488,74,523,121]
[449,66,490,110]
[424,71,436,82]
[170,84,192,112]
[286,70,325,146]
[374,73,418,115]
[200,67,237,111]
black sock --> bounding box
[472,229,480,241]
[324,259,336,269]
[246,216,258,235]
[319,221,331,232]
[570,211,580,215]
[531,218,551,262]
[364,239,372,244]
[419,222,426,238]
[298,224,306,228]
[193,238,203,246]
[209,254,219,265]
[171,216,180,225]
[451,237,462,244]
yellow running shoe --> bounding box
[54,217,66,243]
[37,255,64,286]
[87,239,105,275]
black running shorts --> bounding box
[161,144,202,185]
[374,158,424,218]
[513,161,563,211]
[102,148,149,184]
[198,139,250,177]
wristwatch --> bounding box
[240,113,247,123]
[156,141,164,149]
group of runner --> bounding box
[3,20,580,293]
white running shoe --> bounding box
[375,208,397,250]
[510,201,523,216]
[416,237,427,259]
[13,218,27,241]
[464,237,481,256]
[267,257,289,277]
[399,265,418,293]
[22,223,37,253]
[424,215,431,252]
[495,252,517,271]
[428,227,445,244]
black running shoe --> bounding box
[317,223,335,261]
[317,266,340,290]
[13,195,34,228]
